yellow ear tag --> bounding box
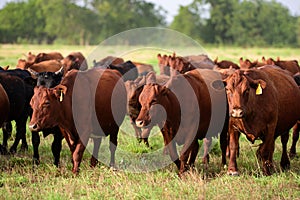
[256,83,263,95]
[59,90,63,102]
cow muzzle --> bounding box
[29,123,40,132]
[231,108,244,118]
[135,120,148,128]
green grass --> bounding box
[0,45,300,199]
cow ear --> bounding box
[250,79,266,95]
[146,71,156,84]
[54,85,67,102]
[262,56,266,63]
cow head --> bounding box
[135,73,168,128]
[224,70,266,118]
[36,68,63,88]
[61,55,80,73]
[29,86,66,131]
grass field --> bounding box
[0,44,300,199]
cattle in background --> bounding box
[29,68,127,173]
[239,57,264,69]
[262,57,300,75]
[131,61,154,77]
[34,52,63,63]
[135,70,227,176]
[157,54,171,76]
[184,54,215,69]
[61,53,87,73]
[0,83,10,154]
[17,59,62,73]
[125,73,169,147]
[224,66,300,176]
[108,61,138,81]
[93,56,124,68]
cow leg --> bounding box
[131,119,142,142]
[72,141,86,174]
[227,126,240,176]
[257,134,275,176]
[10,118,28,153]
[31,131,40,165]
[220,128,228,166]
[280,131,290,170]
[141,126,152,148]
[202,138,211,167]
[289,122,299,158]
[2,122,12,149]
[161,126,180,170]
[109,130,118,169]
[90,137,102,168]
[1,128,10,154]
[52,129,63,167]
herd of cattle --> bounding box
[0,50,299,177]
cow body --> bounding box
[224,66,300,175]
[108,61,138,81]
[29,68,127,173]
[0,70,34,153]
[135,69,227,175]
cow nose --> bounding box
[135,120,144,128]
[29,123,38,131]
[231,108,244,118]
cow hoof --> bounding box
[227,170,239,176]
[33,158,40,165]
[110,166,118,171]
[20,144,28,152]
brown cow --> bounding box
[135,69,227,176]
[239,57,264,69]
[34,52,64,63]
[67,52,88,71]
[262,57,300,75]
[29,68,127,173]
[125,73,169,147]
[17,59,62,74]
[131,61,154,76]
[93,56,124,68]
[214,57,240,70]
[184,54,215,70]
[157,54,171,76]
[224,66,300,176]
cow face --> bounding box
[135,84,168,128]
[29,86,63,131]
[224,71,266,118]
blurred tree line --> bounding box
[0,0,299,47]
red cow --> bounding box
[224,66,300,175]
[262,57,300,75]
[135,69,227,176]
[239,57,264,69]
[29,68,127,173]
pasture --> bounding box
[0,44,300,199]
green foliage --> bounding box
[0,0,165,45]
[174,0,298,47]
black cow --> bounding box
[31,70,64,166]
[108,61,138,81]
[0,69,35,153]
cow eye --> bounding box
[150,99,157,105]
[43,100,50,107]
[243,88,250,95]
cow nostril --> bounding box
[231,108,244,118]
